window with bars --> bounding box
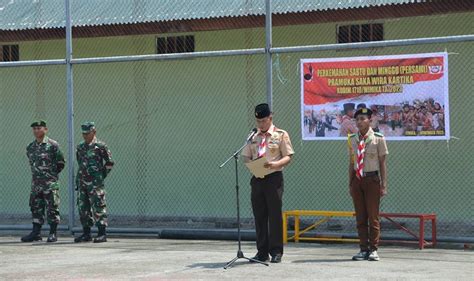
[337,23,383,44]
[1,45,20,61]
[156,35,195,54]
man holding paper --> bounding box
[242,103,294,263]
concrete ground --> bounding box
[0,235,472,280]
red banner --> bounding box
[301,53,449,140]
[303,56,444,105]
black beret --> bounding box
[31,120,47,127]
[354,108,373,118]
[255,103,271,119]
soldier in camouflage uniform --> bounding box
[74,122,114,243]
[21,120,65,243]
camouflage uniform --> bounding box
[27,136,65,225]
[76,135,114,228]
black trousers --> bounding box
[251,171,284,256]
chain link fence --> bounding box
[0,65,70,226]
[72,56,266,229]
[0,0,473,241]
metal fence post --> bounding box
[65,0,75,234]
[265,0,273,109]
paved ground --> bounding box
[0,235,472,280]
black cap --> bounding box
[356,103,367,109]
[31,120,47,128]
[354,108,373,119]
[343,103,355,113]
[255,103,271,119]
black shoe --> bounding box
[352,250,370,261]
[270,254,283,263]
[46,223,58,243]
[93,235,107,243]
[74,227,92,243]
[249,253,269,263]
[93,226,107,243]
[47,233,57,243]
[21,223,42,242]
[74,233,92,243]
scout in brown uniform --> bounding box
[242,103,294,263]
[357,103,381,132]
[340,103,357,136]
[348,108,388,261]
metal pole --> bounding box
[2,35,471,69]
[71,48,265,65]
[271,34,474,54]
[0,35,472,70]
[65,0,75,234]
[265,0,273,109]
[0,59,66,68]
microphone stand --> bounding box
[219,137,269,269]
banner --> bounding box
[301,52,449,140]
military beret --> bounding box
[354,107,373,118]
[31,120,47,128]
[255,103,271,119]
[81,121,96,133]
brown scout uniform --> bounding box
[349,127,388,251]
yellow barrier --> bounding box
[283,210,359,243]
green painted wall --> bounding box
[1,12,472,231]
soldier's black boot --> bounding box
[47,223,58,243]
[93,226,107,243]
[21,223,42,242]
[74,227,92,243]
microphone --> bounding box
[246,128,258,143]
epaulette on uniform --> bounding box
[374,132,384,137]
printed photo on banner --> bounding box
[301,52,449,140]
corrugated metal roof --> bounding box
[0,0,425,31]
